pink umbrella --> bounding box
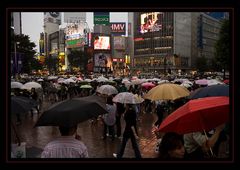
[195,79,208,85]
[141,82,156,89]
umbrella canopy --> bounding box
[11,82,23,89]
[141,82,156,88]
[11,96,37,115]
[37,78,44,82]
[195,79,208,85]
[113,92,144,104]
[207,79,223,86]
[97,76,108,82]
[158,96,229,134]
[144,83,190,101]
[189,84,229,99]
[80,84,92,89]
[35,96,107,127]
[223,79,229,84]
[96,85,118,96]
[21,82,42,90]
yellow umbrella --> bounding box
[143,83,190,101]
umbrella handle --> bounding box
[11,122,21,146]
[203,130,214,157]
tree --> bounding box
[67,49,88,73]
[214,19,230,79]
[11,33,37,74]
[45,55,59,75]
[31,57,43,71]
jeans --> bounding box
[117,131,142,158]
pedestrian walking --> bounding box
[113,104,142,158]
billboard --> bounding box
[110,22,126,35]
[94,36,110,50]
[44,12,61,25]
[113,36,125,50]
[65,23,85,41]
[65,38,85,48]
[39,33,44,55]
[94,53,112,68]
[64,12,86,23]
[94,12,110,25]
[140,12,164,34]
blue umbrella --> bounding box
[189,84,229,99]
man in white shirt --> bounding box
[41,125,88,158]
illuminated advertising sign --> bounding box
[65,23,84,40]
[114,36,125,50]
[110,22,126,35]
[44,12,61,25]
[140,12,164,34]
[94,36,110,50]
[88,33,92,47]
[112,58,125,62]
[39,33,44,55]
[94,12,110,25]
[66,38,85,48]
[94,53,112,68]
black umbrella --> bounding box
[189,84,229,99]
[35,96,107,127]
[11,96,37,115]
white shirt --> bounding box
[41,136,88,158]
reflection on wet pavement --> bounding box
[12,109,159,158]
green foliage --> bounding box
[214,19,230,71]
[11,33,37,74]
[67,49,88,72]
[30,58,43,71]
[45,55,59,74]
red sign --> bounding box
[112,58,125,62]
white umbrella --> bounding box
[21,82,42,90]
[97,76,108,82]
[83,78,92,83]
[131,79,142,85]
[207,79,223,86]
[158,80,169,84]
[37,78,44,82]
[64,78,76,84]
[47,76,58,80]
[97,85,118,96]
[113,92,144,104]
[11,82,23,89]
[80,85,92,89]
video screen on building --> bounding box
[140,12,164,34]
[94,53,112,68]
[94,36,110,50]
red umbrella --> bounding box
[223,79,229,84]
[158,96,229,134]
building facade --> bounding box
[133,12,192,75]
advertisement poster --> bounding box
[94,36,110,50]
[94,53,112,68]
[114,36,125,50]
[140,12,164,34]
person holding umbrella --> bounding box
[183,123,226,159]
[41,125,88,158]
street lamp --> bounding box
[14,41,20,77]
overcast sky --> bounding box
[21,12,128,52]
